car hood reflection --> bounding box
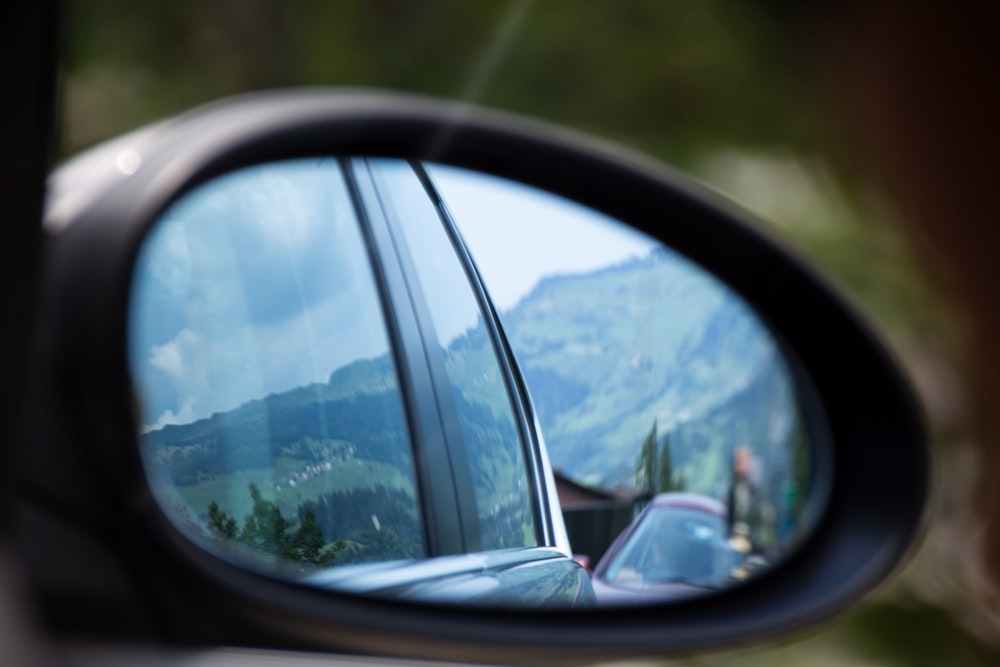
[590,576,713,606]
[304,547,595,607]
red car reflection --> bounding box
[590,492,733,605]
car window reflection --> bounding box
[368,158,538,551]
[130,159,426,573]
[603,497,729,589]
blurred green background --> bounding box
[59,1,993,664]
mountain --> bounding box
[500,249,802,496]
[141,248,807,526]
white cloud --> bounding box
[149,329,197,379]
[133,159,394,432]
[143,398,200,433]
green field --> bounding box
[174,458,414,528]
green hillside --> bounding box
[500,250,803,495]
[141,248,809,561]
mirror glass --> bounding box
[129,157,826,608]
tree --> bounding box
[206,485,358,568]
[282,508,348,566]
[657,432,685,492]
[239,483,291,553]
[207,501,237,539]
[635,421,658,493]
[636,422,687,494]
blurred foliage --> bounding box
[62,0,818,160]
[60,0,945,346]
[60,0,989,664]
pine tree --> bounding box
[635,421,658,493]
[207,501,237,538]
[239,483,291,553]
[657,431,674,492]
[657,432,686,492]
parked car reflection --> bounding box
[590,493,735,605]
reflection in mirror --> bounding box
[129,157,824,609]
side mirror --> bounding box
[29,89,927,662]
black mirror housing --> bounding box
[26,89,928,663]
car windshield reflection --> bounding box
[592,493,738,604]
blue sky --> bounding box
[129,159,392,431]
[428,163,659,312]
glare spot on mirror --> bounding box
[128,157,825,609]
